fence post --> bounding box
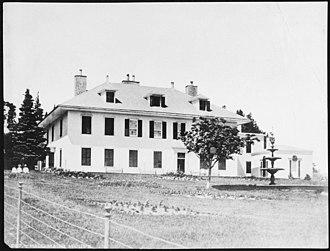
[16,182,23,248]
[104,205,111,248]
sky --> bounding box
[3,3,327,175]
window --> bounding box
[199,100,211,111]
[150,95,166,107]
[149,121,166,139]
[246,142,252,153]
[105,118,114,136]
[129,119,138,136]
[60,119,63,137]
[150,95,161,107]
[125,119,142,137]
[129,150,138,167]
[264,136,267,149]
[82,116,91,134]
[104,149,114,167]
[173,122,185,139]
[218,158,226,170]
[154,151,162,168]
[154,121,162,138]
[51,125,54,141]
[106,91,115,103]
[81,148,91,166]
[200,157,208,169]
[59,149,62,167]
[246,161,251,173]
[47,130,49,143]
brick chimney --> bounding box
[185,81,198,96]
[74,69,87,96]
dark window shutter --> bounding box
[149,121,154,138]
[138,120,142,137]
[110,118,114,135]
[162,121,166,139]
[125,119,129,137]
[206,101,211,111]
[180,123,186,136]
[199,100,204,110]
[161,97,166,107]
[60,119,63,137]
[173,122,178,139]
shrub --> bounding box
[304,174,311,181]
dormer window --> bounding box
[150,95,167,107]
[106,91,115,103]
[199,99,211,111]
[98,89,122,103]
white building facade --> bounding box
[39,72,313,179]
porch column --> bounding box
[45,155,49,168]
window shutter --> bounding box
[110,118,114,135]
[162,121,167,139]
[173,122,178,139]
[125,119,129,136]
[161,97,166,107]
[138,120,142,137]
[206,101,211,111]
[149,121,154,138]
[180,123,186,136]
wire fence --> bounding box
[4,182,186,249]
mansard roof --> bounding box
[40,81,249,127]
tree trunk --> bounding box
[206,165,212,189]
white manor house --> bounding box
[39,71,313,179]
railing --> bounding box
[4,182,185,249]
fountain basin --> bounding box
[260,168,284,175]
[264,157,282,162]
[260,168,285,185]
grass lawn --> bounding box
[3,171,328,248]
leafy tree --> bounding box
[180,117,253,189]
[236,110,263,133]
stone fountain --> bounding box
[260,133,284,185]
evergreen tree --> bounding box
[33,93,49,162]
[3,101,19,168]
[12,89,48,168]
[12,89,36,167]
[236,110,263,134]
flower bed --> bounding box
[49,168,105,180]
[158,172,203,181]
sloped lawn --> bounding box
[3,171,328,248]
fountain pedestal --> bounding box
[261,133,284,185]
